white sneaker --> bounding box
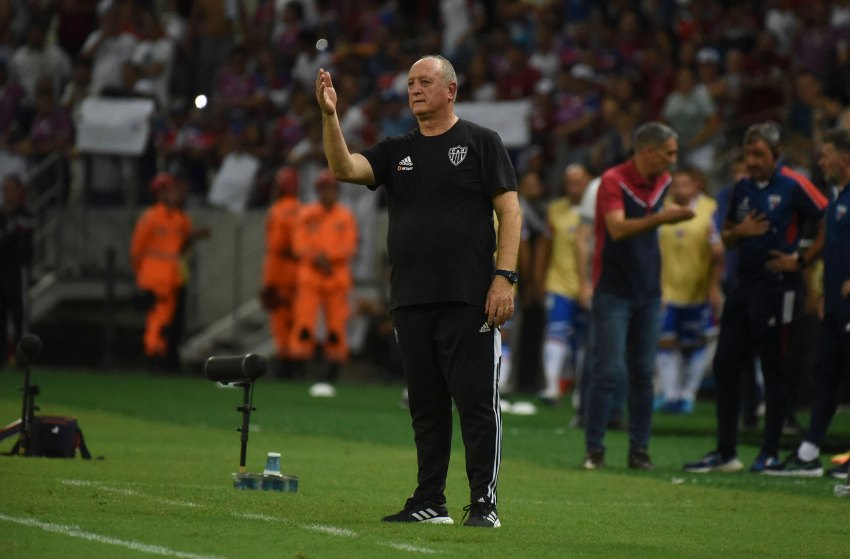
[309,382,336,397]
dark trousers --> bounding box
[713,284,797,458]
[805,313,850,446]
[392,303,501,506]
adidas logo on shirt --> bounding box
[397,156,413,171]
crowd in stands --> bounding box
[1,1,849,400]
[1,1,849,208]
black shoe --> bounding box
[763,453,823,477]
[828,461,850,480]
[382,498,453,524]
[582,447,605,470]
[628,448,655,471]
[461,498,500,528]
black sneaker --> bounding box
[628,448,655,471]
[763,454,823,477]
[828,461,850,480]
[683,450,743,473]
[582,448,605,470]
[749,452,780,473]
[462,498,500,528]
[382,498,453,524]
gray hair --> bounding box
[823,127,850,154]
[633,122,677,152]
[417,54,457,100]
[744,121,782,156]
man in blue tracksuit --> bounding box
[764,127,850,479]
[684,122,828,474]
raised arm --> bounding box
[316,68,375,185]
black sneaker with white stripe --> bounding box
[462,498,501,528]
[381,498,453,524]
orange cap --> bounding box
[314,168,337,189]
[274,167,299,197]
[150,172,176,195]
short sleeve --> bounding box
[596,174,623,219]
[360,137,393,191]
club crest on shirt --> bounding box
[448,145,467,166]
[768,194,782,211]
[838,204,847,221]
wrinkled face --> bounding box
[670,172,699,205]
[818,142,850,185]
[407,58,454,119]
[645,137,679,178]
[744,139,777,182]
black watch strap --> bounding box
[495,269,519,284]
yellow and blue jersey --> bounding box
[659,194,719,305]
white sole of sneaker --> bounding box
[683,466,712,474]
[684,460,744,474]
[763,469,823,477]
[420,517,454,525]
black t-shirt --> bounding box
[362,118,517,310]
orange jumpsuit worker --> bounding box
[289,169,358,383]
[261,167,301,372]
[130,173,197,369]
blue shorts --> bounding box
[660,303,715,347]
[545,293,586,343]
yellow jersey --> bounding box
[544,198,581,298]
[659,194,719,305]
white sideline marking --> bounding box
[233,512,283,523]
[303,524,357,537]
[230,512,437,553]
[383,542,439,554]
[231,512,356,538]
[62,480,201,508]
[0,513,225,559]
[59,480,439,556]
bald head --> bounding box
[563,164,591,202]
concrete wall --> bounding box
[48,204,388,332]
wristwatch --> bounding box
[494,269,519,284]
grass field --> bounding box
[1,367,848,559]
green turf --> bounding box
[0,368,848,559]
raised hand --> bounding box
[316,68,337,116]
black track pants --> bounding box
[393,303,502,506]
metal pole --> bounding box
[237,383,253,473]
